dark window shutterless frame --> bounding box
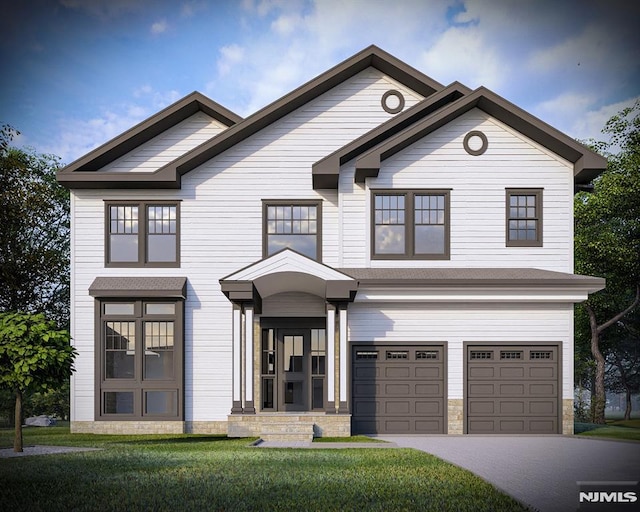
[371,190,450,260]
[505,189,543,247]
[105,201,180,267]
[95,299,184,420]
[262,200,322,261]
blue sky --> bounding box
[1,0,639,165]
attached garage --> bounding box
[352,344,445,434]
[466,344,560,434]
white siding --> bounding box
[340,109,575,272]
[99,112,228,173]
[70,67,424,422]
[348,302,574,400]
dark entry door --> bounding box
[279,330,309,411]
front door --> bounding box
[260,326,326,412]
[279,330,308,411]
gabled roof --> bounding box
[353,87,607,185]
[58,45,443,189]
[57,92,242,188]
[220,249,358,305]
[312,81,471,189]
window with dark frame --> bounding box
[506,189,542,247]
[372,190,450,259]
[98,299,183,420]
[106,201,180,267]
[263,201,321,261]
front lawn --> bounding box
[0,427,528,512]
[575,419,640,441]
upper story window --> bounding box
[506,189,542,247]
[106,201,180,267]
[372,190,450,260]
[263,200,322,261]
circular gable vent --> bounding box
[463,130,488,156]
[381,90,405,114]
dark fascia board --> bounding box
[312,82,471,189]
[158,45,444,182]
[57,91,242,188]
[354,86,608,185]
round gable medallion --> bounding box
[381,90,405,114]
[463,130,488,156]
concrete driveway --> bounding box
[378,435,640,512]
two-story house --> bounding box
[58,46,606,438]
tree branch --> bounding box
[596,284,640,334]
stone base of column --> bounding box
[243,401,256,414]
[338,401,349,414]
[231,401,243,414]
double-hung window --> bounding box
[263,200,322,260]
[372,190,450,259]
[506,189,543,247]
[106,201,179,267]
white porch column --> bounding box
[338,306,349,413]
[243,305,255,413]
[326,304,336,412]
[231,305,242,413]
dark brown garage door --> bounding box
[466,345,559,434]
[352,345,444,434]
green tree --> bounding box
[0,312,76,452]
[605,316,640,420]
[0,125,70,327]
[575,101,640,424]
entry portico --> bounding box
[220,249,358,437]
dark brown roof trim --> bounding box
[312,82,471,189]
[354,87,607,185]
[57,92,242,188]
[162,46,443,182]
[88,277,187,298]
[338,267,605,289]
[60,46,443,190]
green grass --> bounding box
[575,418,640,441]
[0,427,529,512]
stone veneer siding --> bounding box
[71,421,185,435]
[562,399,574,435]
[227,413,351,438]
[447,399,463,434]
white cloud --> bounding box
[181,1,207,18]
[271,13,305,35]
[151,20,168,34]
[43,87,182,163]
[217,44,246,76]
[420,26,503,89]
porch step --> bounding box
[260,422,314,442]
